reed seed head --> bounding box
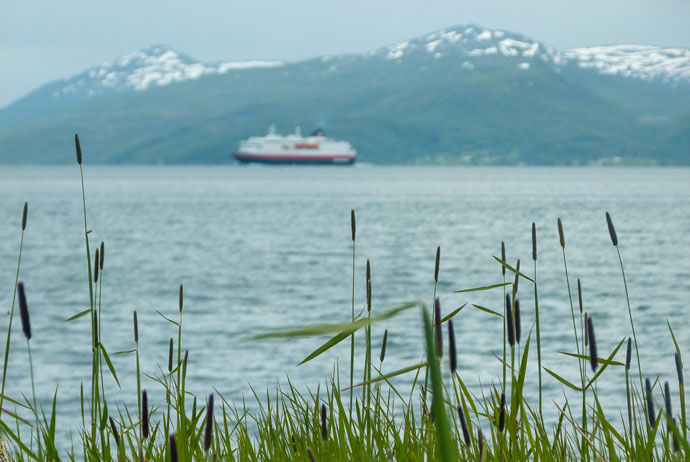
[457,404,471,446]
[478,428,484,458]
[93,310,99,346]
[672,417,680,452]
[675,352,683,386]
[94,249,99,283]
[434,298,443,358]
[99,241,104,270]
[380,329,388,364]
[22,202,28,231]
[350,209,355,242]
[204,394,214,452]
[664,381,672,421]
[584,313,589,346]
[320,403,328,441]
[557,218,565,248]
[646,378,656,428]
[587,315,598,372]
[513,259,520,294]
[75,133,82,164]
[168,338,174,373]
[179,284,183,313]
[17,282,32,340]
[505,294,515,349]
[109,416,120,447]
[434,246,440,283]
[448,319,457,375]
[133,311,138,344]
[142,389,149,439]
[307,447,316,462]
[169,434,178,462]
[366,259,371,312]
[626,338,632,371]
[501,241,506,276]
[577,279,583,314]
[606,212,618,246]
[532,222,537,261]
[498,392,506,432]
[515,299,521,345]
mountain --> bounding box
[1,25,689,165]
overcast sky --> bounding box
[2,0,689,108]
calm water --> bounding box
[0,165,689,445]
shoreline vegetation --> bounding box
[0,133,687,461]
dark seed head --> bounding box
[513,259,520,294]
[478,428,484,457]
[380,329,388,364]
[675,352,683,386]
[18,282,31,340]
[99,241,104,270]
[501,241,506,276]
[646,378,656,428]
[109,417,120,446]
[93,311,98,346]
[584,313,589,346]
[498,392,506,432]
[169,434,178,462]
[515,299,521,345]
[350,209,356,242]
[672,417,680,452]
[557,218,565,248]
[448,320,457,375]
[142,390,149,439]
[94,249,99,283]
[133,311,138,344]
[505,295,515,348]
[577,279,583,314]
[75,133,82,164]
[434,298,443,358]
[168,338,174,372]
[457,404,471,446]
[320,403,328,441]
[366,260,371,312]
[434,246,440,283]
[606,212,618,246]
[22,202,28,231]
[626,338,632,371]
[587,316,598,372]
[532,222,537,261]
[307,447,316,462]
[179,284,183,313]
[664,382,672,421]
[204,394,214,452]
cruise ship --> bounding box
[233,126,357,165]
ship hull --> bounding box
[233,153,356,165]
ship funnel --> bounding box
[295,126,301,136]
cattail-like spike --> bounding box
[675,352,684,385]
[584,313,589,346]
[505,295,515,348]
[204,394,214,452]
[664,382,673,421]
[557,218,565,248]
[320,403,328,441]
[513,259,520,294]
[18,282,31,340]
[577,279,583,314]
[22,202,28,231]
[587,316,598,372]
[478,428,484,458]
[94,311,99,346]
[457,404,471,446]
[532,222,537,261]
[168,338,174,373]
[142,390,149,439]
[606,212,618,246]
[434,246,440,283]
[75,133,82,164]
[448,320,457,375]
[515,300,521,344]
[307,447,316,462]
[109,416,120,446]
[626,338,632,371]
[169,434,178,462]
[646,378,656,428]
[434,298,443,358]
[94,249,99,283]
[498,392,506,432]
[133,311,138,344]
[366,260,371,312]
[501,241,506,276]
[380,329,388,364]
[179,284,183,313]
[350,209,356,242]
[672,417,680,452]
[99,241,104,270]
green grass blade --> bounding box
[65,308,91,322]
[472,304,503,318]
[492,256,535,282]
[344,362,428,391]
[454,282,511,293]
[544,368,583,392]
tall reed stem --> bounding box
[349,209,356,414]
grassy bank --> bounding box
[0,134,687,461]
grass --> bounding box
[0,134,688,461]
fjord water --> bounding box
[0,165,689,443]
